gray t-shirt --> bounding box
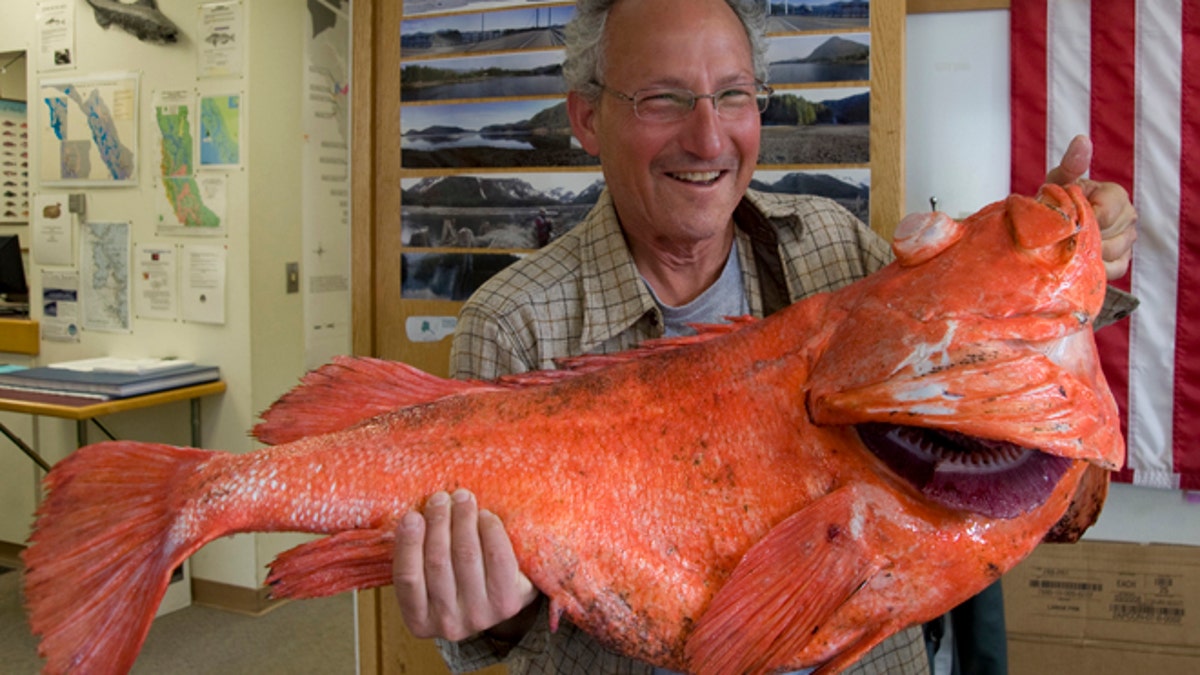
[646,239,751,337]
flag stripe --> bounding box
[1010,0,1048,195]
[1088,0,1135,476]
[1174,0,1200,488]
[1046,0,1090,166]
[1127,0,1183,487]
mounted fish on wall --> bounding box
[84,0,180,44]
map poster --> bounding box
[199,93,242,169]
[38,73,139,187]
[153,88,227,235]
[80,221,131,333]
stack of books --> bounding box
[0,357,220,400]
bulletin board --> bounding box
[353,0,907,379]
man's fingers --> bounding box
[1046,134,1092,186]
[392,510,431,633]
[420,490,461,633]
[449,489,489,617]
[479,508,538,617]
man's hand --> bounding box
[393,489,540,642]
[1046,134,1138,280]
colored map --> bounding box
[81,221,131,332]
[200,94,241,167]
[39,75,138,185]
[154,91,224,233]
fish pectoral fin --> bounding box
[266,528,396,599]
[685,486,879,675]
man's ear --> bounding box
[567,91,601,157]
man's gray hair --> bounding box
[562,0,769,101]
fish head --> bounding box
[807,183,1123,519]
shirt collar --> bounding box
[577,190,659,352]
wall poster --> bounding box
[37,73,139,187]
[0,99,29,223]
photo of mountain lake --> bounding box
[401,98,597,169]
[767,33,869,85]
[400,5,572,59]
[765,1,869,32]
[403,0,562,18]
[402,171,603,250]
[402,251,525,301]
[751,168,870,225]
[758,86,870,165]
[402,50,566,103]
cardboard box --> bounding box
[1004,540,1200,674]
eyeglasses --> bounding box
[594,80,774,123]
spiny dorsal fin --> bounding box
[255,318,757,445]
[252,356,504,445]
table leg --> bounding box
[191,397,202,447]
[0,420,52,471]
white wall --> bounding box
[0,0,315,588]
[906,11,1200,547]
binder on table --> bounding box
[0,361,220,400]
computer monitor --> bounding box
[0,234,29,305]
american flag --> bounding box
[1010,0,1198,490]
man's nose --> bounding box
[677,97,725,158]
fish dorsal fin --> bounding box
[532,317,757,379]
[253,356,504,445]
[685,486,879,675]
[255,319,756,445]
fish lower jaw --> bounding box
[856,423,1075,519]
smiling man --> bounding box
[391,1,1138,673]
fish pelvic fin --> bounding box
[253,355,504,445]
[267,528,396,599]
[686,486,879,675]
[22,441,212,675]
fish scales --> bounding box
[22,185,1123,674]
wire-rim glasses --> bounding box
[594,80,774,123]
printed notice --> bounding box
[198,1,244,78]
[182,243,226,324]
[135,243,179,320]
[40,269,80,342]
[36,0,75,71]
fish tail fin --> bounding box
[267,528,396,599]
[22,441,214,675]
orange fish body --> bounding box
[22,184,1123,675]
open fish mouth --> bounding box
[856,422,1075,519]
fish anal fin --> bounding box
[267,528,396,599]
[686,486,878,675]
[253,356,502,445]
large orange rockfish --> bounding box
[22,184,1123,674]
